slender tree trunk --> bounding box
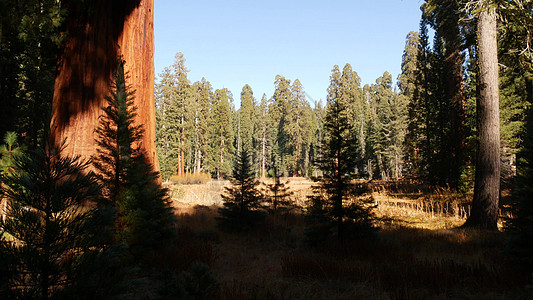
[196,149,201,174]
[464,7,500,230]
[219,135,224,179]
[261,130,266,178]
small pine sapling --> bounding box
[217,148,265,231]
[263,169,294,216]
[0,144,100,298]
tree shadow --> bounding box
[52,0,143,134]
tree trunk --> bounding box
[464,7,500,230]
[51,0,158,175]
[261,130,266,178]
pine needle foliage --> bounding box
[305,65,376,245]
[217,148,265,231]
[263,170,294,216]
[92,59,144,202]
[92,58,176,253]
[507,95,533,269]
[0,144,100,299]
[0,132,25,175]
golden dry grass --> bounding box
[162,179,531,299]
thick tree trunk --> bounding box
[464,8,500,230]
[51,0,159,175]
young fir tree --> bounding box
[217,148,265,231]
[263,168,294,216]
[0,144,100,299]
[93,58,175,252]
[0,132,25,224]
[305,65,376,245]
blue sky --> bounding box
[154,0,424,105]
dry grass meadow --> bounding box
[162,178,531,299]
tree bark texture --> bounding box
[51,0,159,174]
[464,8,500,230]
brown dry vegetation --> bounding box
[161,178,530,299]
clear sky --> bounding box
[154,0,424,105]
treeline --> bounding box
[400,1,532,191]
[156,54,410,181]
[156,2,532,195]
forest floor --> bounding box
[167,179,532,299]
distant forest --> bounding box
[156,1,531,193]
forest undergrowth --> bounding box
[167,179,531,299]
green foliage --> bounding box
[93,58,176,253]
[155,52,193,179]
[255,93,272,178]
[209,88,235,179]
[116,153,176,253]
[158,262,219,299]
[0,144,100,298]
[506,79,533,269]
[263,170,294,215]
[93,59,143,201]
[303,188,332,247]
[304,65,376,244]
[0,132,24,175]
[238,84,255,152]
[217,148,265,231]
[366,71,408,179]
[0,0,65,147]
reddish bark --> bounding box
[51,0,159,174]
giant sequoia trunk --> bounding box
[51,0,159,174]
[464,7,500,230]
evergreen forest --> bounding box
[1,0,533,298]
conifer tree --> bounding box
[209,89,235,179]
[0,0,64,148]
[155,52,192,178]
[190,78,213,174]
[339,64,366,175]
[0,144,100,299]
[305,65,375,243]
[256,94,272,178]
[93,60,143,201]
[270,75,293,176]
[217,148,265,231]
[0,132,25,231]
[463,2,500,230]
[367,72,396,179]
[239,84,255,152]
[400,30,424,175]
[423,0,467,188]
[0,132,24,175]
[507,94,533,266]
[155,67,177,180]
[264,169,294,216]
[93,58,175,251]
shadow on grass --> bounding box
[159,204,530,299]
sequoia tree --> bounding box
[51,0,159,174]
